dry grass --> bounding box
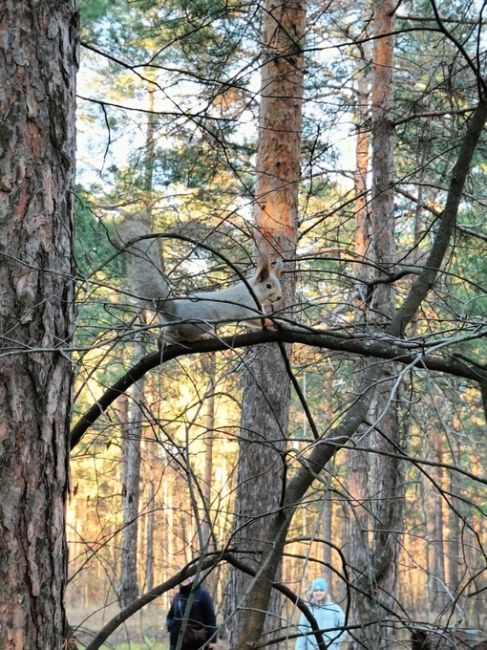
[67,601,168,648]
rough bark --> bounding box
[348,3,404,648]
[200,353,216,554]
[426,429,448,613]
[119,90,159,606]
[145,480,155,592]
[224,1,306,646]
[0,1,78,647]
[347,38,374,645]
[119,379,143,606]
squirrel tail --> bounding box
[112,215,171,308]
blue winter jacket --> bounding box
[295,600,346,650]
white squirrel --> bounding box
[159,257,282,342]
[112,216,171,307]
[112,218,282,343]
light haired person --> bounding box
[295,578,346,650]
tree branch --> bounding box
[82,551,327,650]
[70,325,486,449]
[390,99,487,336]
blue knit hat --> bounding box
[311,578,328,592]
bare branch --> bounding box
[70,324,486,449]
[390,99,487,336]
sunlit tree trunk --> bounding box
[145,480,155,592]
[447,436,462,603]
[348,2,403,647]
[0,1,77,647]
[364,0,401,641]
[353,46,372,296]
[119,86,157,606]
[225,0,306,646]
[200,353,216,556]
[347,34,374,643]
[119,380,143,606]
[426,428,448,613]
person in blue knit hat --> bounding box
[294,577,346,650]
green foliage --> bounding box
[68,2,487,645]
[74,194,122,277]
[73,190,130,352]
[78,0,112,37]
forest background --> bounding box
[71,0,487,647]
[1,0,486,649]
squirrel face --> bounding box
[251,259,282,305]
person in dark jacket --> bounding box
[167,576,217,649]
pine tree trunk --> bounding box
[119,378,143,606]
[349,2,404,647]
[347,39,374,640]
[145,480,155,592]
[0,1,77,647]
[225,1,306,646]
[200,354,216,554]
[119,87,158,607]
[353,54,371,284]
[447,438,461,602]
[426,429,447,613]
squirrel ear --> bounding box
[273,258,283,278]
[255,257,271,282]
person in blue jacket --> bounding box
[167,575,217,649]
[295,578,346,650]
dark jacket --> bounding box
[167,583,217,649]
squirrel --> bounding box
[159,257,282,342]
[112,217,283,344]
[112,216,171,308]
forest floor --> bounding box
[67,602,231,649]
[67,601,168,649]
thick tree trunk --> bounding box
[348,2,404,648]
[0,1,77,647]
[347,43,374,644]
[353,56,371,287]
[225,1,306,646]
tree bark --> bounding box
[119,86,159,607]
[119,379,143,606]
[426,429,448,613]
[200,353,216,554]
[225,1,306,646]
[145,480,155,592]
[347,35,374,645]
[348,2,404,647]
[0,1,78,647]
